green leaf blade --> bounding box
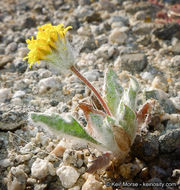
[88,112,119,152]
[104,68,123,117]
[118,103,137,142]
[30,112,99,144]
[123,77,139,111]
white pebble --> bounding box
[38,77,61,94]
[0,88,11,103]
[69,186,80,190]
[140,72,154,81]
[12,90,25,98]
[31,158,55,179]
[82,174,102,190]
[109,28,127,45]
[56,165,80,188]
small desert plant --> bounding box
[25,24,149,172]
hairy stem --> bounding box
[71,65,111,116]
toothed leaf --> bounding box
[30,112,99,144]
[104,68,123,116]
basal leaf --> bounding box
[117,103,137,143]
[88,112,119,152]
[104,68,123,117]
[122,77,139,111]
[29,112,99,144]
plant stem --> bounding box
[71,65,111,116]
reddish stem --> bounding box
[71,65,111,116]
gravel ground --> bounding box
[0,0,180,190]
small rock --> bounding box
[27,178,37,185]
[119,163,141,179]
[5,42,17,54]
[56,165,80,188]
[14,60,27,73]
[0,44,5,54]
[116,53,147,73]
[0,104,27,130]
[80,36,97,52]
[170,55,180,70]
[75,6,95,22]
[7,166,27,190]
[66,16,80,30]
[124,1,152,14]
[132,133,159,161]
[58,102,70,113]
[95,35,108,47]
[51,144,65,157]
[83,70,100,82]
[34,4,43,13]
[38,69,52,79]
[172,169,180,178]
[109,28,128,45]
[170,96,180,111]
[0,88,11,103]
[17,47,29,58]
[151,76,168,92]
[145,89,177,113]
[0,158,12,168]
[0,55,14,68]
[90,24,104,36]
[21,16,36,29]
[31,158,56,179]
[137,35,152,46]
[86,12,101,23]
[53,0,64,9]
[50,100,59,107]
[132,22,154,35]
[140,71,154,81]
[82,174,103,190]
[153,23,180,40]
[77,26,91,36]
[79,0,90,6]
[20,142,34,154]
[34,184,47,190]
[172,40,180,54]
[15,154,32,163]
[12,91,25,99]
[109,15,129,26]
[159,128,180,153]
[69,186,80,190]
[95,44,116,59]
[38,77,61,94]
[111,22,124,29]
[63,149,83,168]
[135,11,146,20]
[99,0,115,12]
[139,167,149,180]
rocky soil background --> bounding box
[0,0,180,189]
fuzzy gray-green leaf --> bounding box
[118,103,137,142]
[104,68,123,116]
[88,112,118,151]
[123,77,139,111]
[30,112,99,144]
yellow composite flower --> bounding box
[24,24,74,73]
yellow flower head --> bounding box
[24,24,74,73]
